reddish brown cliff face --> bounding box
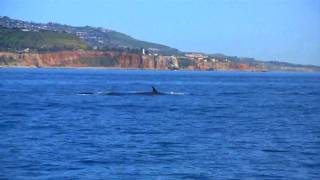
[0,50,261,71]
[118,53,142,69]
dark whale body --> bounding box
[78,87,181,96]
[104,86,164,96]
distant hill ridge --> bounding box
[0,27,87,52]
[0,16,178,55]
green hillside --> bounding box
[0,27,88,52]
[104,31,179,55]
[0,16,179,55]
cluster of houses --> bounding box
[184,53,229,63]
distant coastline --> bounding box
[2,65,320,74]
[1,50,319,72]
[1,16,320,72]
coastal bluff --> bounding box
[0,50,262,71]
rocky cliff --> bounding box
[0,50,270,71]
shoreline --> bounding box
[1,65,320,73]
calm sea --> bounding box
[0,68,319,179]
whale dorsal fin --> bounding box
[152,86,158,93]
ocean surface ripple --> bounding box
[0,68,319,179]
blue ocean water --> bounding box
[0,68,319,179]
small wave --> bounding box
[78,92,95,95]
[168,92,186,95]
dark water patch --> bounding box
[29,124,60,131]
[103,104,145,109]
[46,102,63,107]
[299,162,320,168]
[120,130,163,135]
[262,149,291,153]
[169,173,211,180]
[6,113,28,117]
[281,91,320,96]
[300,151,319,156]
[307,91,320,95]
[25,106,47,111]
[253,174,285,179]
[154,141,185,148]
[0,119,22,130]
[213,106,228,109]
[217,91,254,96]
[79,159,124,166]
[148,151,181,157]
[168,107,179,112]
[8,102,34,107]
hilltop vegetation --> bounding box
[0,16,178,55]
[0,27,87,52]
[101,31,179,55]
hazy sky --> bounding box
[1,0,320,65]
